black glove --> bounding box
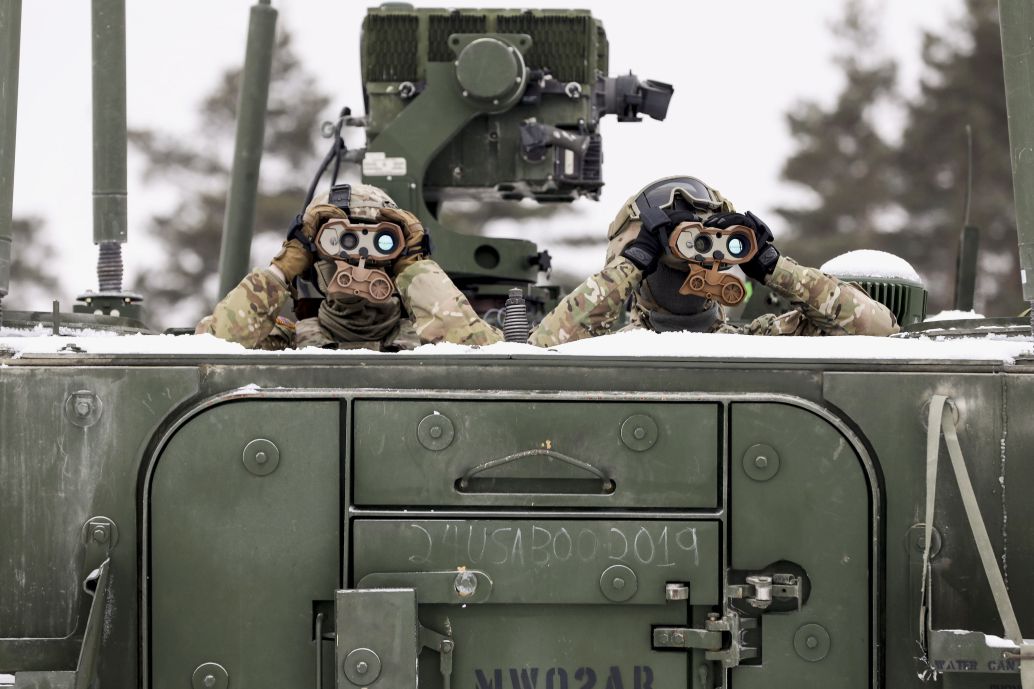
[622,193,691,274]
[621,223,667,274]
[704,211,779,281]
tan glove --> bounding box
[377,206,427,274]
[302,202,348,240]
[271,202,350,282]
[270,239,315,282]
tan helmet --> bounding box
[605,176,735,264]
[306,183,398,221]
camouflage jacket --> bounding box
[197,267,414,350]
[534,255,900,345]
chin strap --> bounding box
[922,394,1032,688]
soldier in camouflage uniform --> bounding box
[197,184,429,350]
[398,175,899,347]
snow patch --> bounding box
[0,675,12,686]
[821,249,923,284]
[0,330,1031,363]
[925,310,985,322]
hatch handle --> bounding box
[457,449,614,494]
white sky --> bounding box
[8,0,961,310]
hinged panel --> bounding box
[353,400,720,508]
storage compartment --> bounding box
[353,400,720,508]
[349,519,720,689]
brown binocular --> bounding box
[314,219,405,303]
[667,222,758,306]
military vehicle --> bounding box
[1,2,1033,689]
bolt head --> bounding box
[806,635,819,649]
[429,426,443,439]
[455,571,478,597]
[203,675,216,688]
[75,400,92,416]
[754,455,769,468]
[658,631,670,643]
[612,577,626,590]
[356,661,368,675]
[254,451,268,464]
[633,427,646,440]
[672,632,685,644]
[92,526,108,543]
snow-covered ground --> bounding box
[1,329,1031,364]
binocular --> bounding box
[667,222,758,306]
[314,219,405,303]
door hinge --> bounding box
[653,612,758,668]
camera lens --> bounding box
[693,234,713,253]
[341,232,359,251]
[728,234,748,258]
[374,230,398,254]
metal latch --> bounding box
[653,612,758,668]
[727,573,802,610]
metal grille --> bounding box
[428,13,487,61]
[856,280,927,325]
[362,14,419,82]
[596,22,609,75]
[496,14,594,83]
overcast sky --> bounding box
[8,0,961,309]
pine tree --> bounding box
[3,216,61,312]
[893,0,1017,314]
[775,0,900,272]
[131,31,331,328]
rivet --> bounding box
[658,631,670,643]
[356,661,368,675]
[75,400,92,416]
[430,426,443,439]
[754,455,768,468]
[254,451,267,464]
[203,676,216,688]
[92,527,108,544]
[672,632,685,644]
[806,636,819,649]
[613,577,625,590]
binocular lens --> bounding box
[341,232,359,250]
[728,234,748,258]
[375,231,398,254]
[693,235,713,253]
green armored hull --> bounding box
[1,336,1032,688]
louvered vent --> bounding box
[496,13,595,83]
[429,13,487,61]
[362,14,419,82]
[854,280,928,326]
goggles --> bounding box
[633,176,723,217]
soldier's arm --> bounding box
[196,267,292,349]
[529,256,642,347]
[762,256,900,336]
[395,259,504,345]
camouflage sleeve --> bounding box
[530,256,641,347]
[196,267,292,349]
[755,256,900,336]
[395,259,504,346]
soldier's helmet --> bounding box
[606,176,737,332]
[307,183,398,220]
